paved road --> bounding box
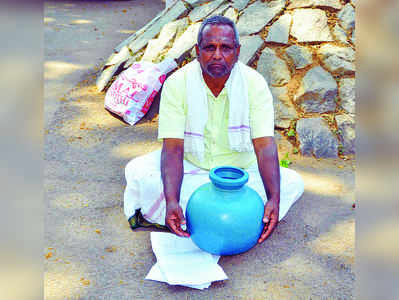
[44,1,355,299]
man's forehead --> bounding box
[201,24,235,42]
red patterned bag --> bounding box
[105,58,177,125]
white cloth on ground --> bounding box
[124,149,304,224]
[184,60,253,162]
[145,232,227,289]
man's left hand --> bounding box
[258,200,279,243]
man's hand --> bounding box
[258,200,279,243]
[161,138,188,238]
[253,137,281,244]
[165,201,190,237]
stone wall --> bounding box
[97,0,356,158]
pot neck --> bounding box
[209,166,248,191]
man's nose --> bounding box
[213,47,222,59]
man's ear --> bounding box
[195,44,200,57]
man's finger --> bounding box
[257,221,269,243]
[258,219,278,243]
[168,217,189,237]
[174,226,190,237]
[177,208,186,225]
[258,225,268,243]
[258,207,272,243]
[175,209,189,236]
[169,221,185,237]
[263,205,272,223]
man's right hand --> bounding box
[165,201,190,237]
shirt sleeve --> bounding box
[248,71,275,139]
[157,73,186,140]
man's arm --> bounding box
[161,138,190,237]
[253,136,280,243]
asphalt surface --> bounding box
[44,1,355,299]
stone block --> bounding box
[209,3,230,17]
[338,3,355,32]
[318,44,355,74]
[266,14,291,44]
[332,24,349,45]
[291,9,333,42]
[336,114,355,155]
[285,45,313,69]
[104,45,131,66]
[142,18,188,62]
[96,61,124,92]
[232,0,250,11]
[189,0,226,22]
[239,35,264,64]
[295,66,337,113]
[223,7,238,23]
[237,0,286,36]
[297,117,338,158]
[257,47,291,87]
[351,27,355,45]
[185,0,211,7]
[166,22,202,60]
[270,86,298,129]
[287,0,342,10]
[339,78,355,114]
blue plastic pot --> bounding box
[186,166,264,255]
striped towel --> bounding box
[184,60,254,162]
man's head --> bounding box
[196,15,241,79]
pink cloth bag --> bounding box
[105,58,177,125]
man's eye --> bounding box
[204,46,215,51]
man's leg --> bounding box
[246,165,304,221]
[124,150,210,225]
[125,152,304,226]
[124,150,163,222]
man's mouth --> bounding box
[209,63,223,68]
[207,63,228,77]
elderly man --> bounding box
[124,16,304,244]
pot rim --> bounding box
[209,166,249,190]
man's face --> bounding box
[196,24,240,78]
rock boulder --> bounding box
[336,114,355,155]
[285,45,313,69]
[291,9,333,42]
[237,0,286,36]
[295,66,337,113]
[270,86,297,129]
[297,117,339,158]
[257,48,291,87]
[318,44,355,74]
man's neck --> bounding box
[202,71,230,98]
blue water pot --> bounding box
[186,166,265,255]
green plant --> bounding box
[332,128,343,136]
[338,144,345,154]
[287,129,296,137]
[293,147,299,154]
[280,153,292,168]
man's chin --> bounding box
[205,64,226,76]
[207,69,229,78]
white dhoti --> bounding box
[124,150,304,226]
